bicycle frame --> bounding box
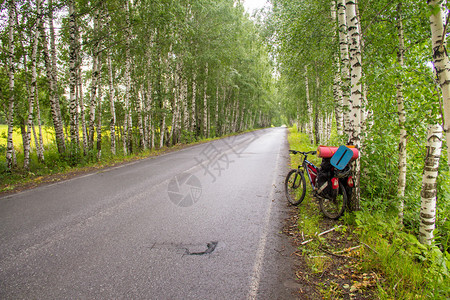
[298,156,318,189]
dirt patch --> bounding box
[283,202,378,299]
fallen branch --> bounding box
[319,247,359,260]
[333,245,362,254]
[361,242,379,254]
[301,225,343,245]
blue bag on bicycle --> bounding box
[330,145,353,170]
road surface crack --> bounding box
[184,241,218,256]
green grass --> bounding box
[0,124,56,149]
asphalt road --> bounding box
[0,127,301,299]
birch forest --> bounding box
[0,0,276,171]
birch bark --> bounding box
[24,0,41,170]
[76,23,87,153]
[96,53,103,159]
[332,0,344,135]
[396,3,407,223]
[89,9,100,149]
[337,0,351,137]
[35,92,45,161]
[137,89,145,149]
[418,124,443,245]
[346,0,362,146]
[6,0,15,170]
[68,0,79,146]
[107,50,116,155]
[346,0,363,211]
[191,72,197,132]
[40,6,66,154]
[48,0,66,153]
[314,74,320,144]
[428,0,450,168]
[123,1,132,155]
[146,66,154,150]
[305,66,314,144]
[203,63,209,137]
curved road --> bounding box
[0,127,301,299]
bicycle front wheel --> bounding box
[285,169,306,206]
[319,182,347,220]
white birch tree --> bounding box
[418,124,443,245]
[24,0,42,170]
[346,0,363,211]
[6,0,16,170]
[107,50,116,155]
[68,0,79,146]
[396,2,407,224]
[337,0,351,136]
[305,66,314,144]
[428,0,450,168]
[332,0,344,136]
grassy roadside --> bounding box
[286,127,376,299]
[286,127,450,299]
[0,128,263,195]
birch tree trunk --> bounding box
[107,51,116,155]
[429,0,450,168]
[123,1,132,155]
[346,0,363,211]
[305,66,314,144]
[24,0,41,170]
[49,0,66,153]
[182,78,189,132]
[137,90,145,149]
[337,0,351,137]
[89,9,100,150]
[68,0,79,146]
[191,72,197,133]
[160,61,168,148]
[160,98,166,149]
[40,7,66,154]
[168,68,178,145]
[203,63,209,137]
[346,0,362,146]
[146,68,154,150]
[96,55,103,159]
[418,124,443,245]
[35,93,45,162]
[332,0,344,136]
[314,74,320,145]
[396,2,407,224]
[31,122,41,161]
[76,23,87,153]
[6,0,15,170]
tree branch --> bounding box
[439,9,450,48]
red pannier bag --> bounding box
[317,145,359,160]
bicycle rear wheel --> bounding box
[285,169,306,206]
[319,182,347,219]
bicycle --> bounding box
[285,150,349,219]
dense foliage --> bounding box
[0,0,277,178]
[271,0,449,297]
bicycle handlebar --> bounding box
[289,150,317,156]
